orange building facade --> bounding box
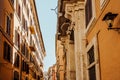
[0,0,14,80]
[0,0,46,80]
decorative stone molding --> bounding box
[64,1,85,32]
[65,2,85,20]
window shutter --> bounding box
[88,66,96,80]
[21,43,25,55]
[10,46,12,63]
[88,46,95,64]
[18,33,20,49]
[85,0,92,27]
[23,0,26,6]
[14,53,19,68]
[14,71,19,80]
[22,60,25,71]
[15,30,18,46]
[6,16,11,35]
[11,0,14,5]
[18,4,21,19]
[26,64,29,74]
[3,41,12,62]
[7,44,11,62]
[3,42,8,59]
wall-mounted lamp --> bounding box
[102,12,120,30]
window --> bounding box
[23,0,26,6]
[22,60,26,71]
[89,65,96,80]
[85,0,96,29]
[14,71,19,80]
[22,16,28,31]
[25,77,28,80]
[88,46,95,64]
[22,60,29,73]
[33,72,36,79]
[37,76,40,80]
[30,18,32,25]
[85,0,92,27]
[25,47,29,59]
[21,43,25,55]
[6,16,11,35]
[26,64,29,74]
[27,6,29,18]
[18,4,21,19]
[25,20,28,31]
[3,41,12,63]
[30,54,35,65]
[11,0,14,5]
[21,43,29,58]
[86,35,100,80]
[16,1,21,20]
[87,46,96,80]
[30,35,32,45]
[15,30,20,49]
[70,30,74,41]
[14,53,20,68]
[30,54,33,63]
[22,15,25,29]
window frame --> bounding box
[23,0,26,7]
[15,30,20,49]
[10,0,14,5]
[16,0,21,20]
[5,15,11,36]
[14,52,20,68]
[21,60,29,73]
[3,41,12,63]
[86,35,100,80]
[13,71,19,80]
[85,0,96,33]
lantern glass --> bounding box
[105,19,113,28]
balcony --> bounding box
[28,62,34,68]
[29,45,36,51]
[29,26,35,34]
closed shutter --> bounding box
[14,71,19,80]
[89,66,96,80]
[3,42,8,60]
[6,16,11,35]
[26,64,29,74]
[14,53,19,68]
[18,33,20,49]
[85,0,92,28]
[21,43,25,55]
[15,30,18,46]
[3,41,12,62]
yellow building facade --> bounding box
[56,0,120,80]
[0,0,46,80]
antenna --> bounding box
[51,6,58,14]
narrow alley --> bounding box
[0,0,120,80]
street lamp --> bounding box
[102,12,120,30]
